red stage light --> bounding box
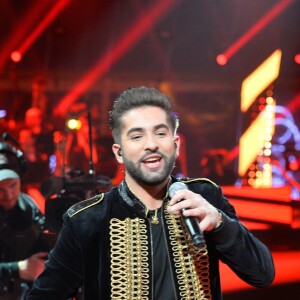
[10,50,22,63]
[221,0,293,64]
[15,0,70,61]
[216,54,227,66]
[295,53,300,64]
[54,0,180,117]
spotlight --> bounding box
[10,51,22,63]
[66,118,82,130]
[0,110,7,118]
[216,54,227,66]
[295,54,300,65]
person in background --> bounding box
[18,107,54,186]
[0,141,49,300]
[27,86,274,299]
[200,148,237,186]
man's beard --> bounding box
[122,150,176,186]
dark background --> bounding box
[0,0,299,177]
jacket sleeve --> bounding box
[26,218,83,299]
[207,185,275,288]
[0,261,19,282]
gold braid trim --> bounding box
[110,218,149,299]
[165,203,212,300]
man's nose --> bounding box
[144,135,159,151]
[5,188,14,199]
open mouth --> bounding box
[142,156,162,169]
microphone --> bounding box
[168,182,205,247]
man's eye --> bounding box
[131,135,142,140]
[156,131,167,136]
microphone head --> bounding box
[168,181,189,198]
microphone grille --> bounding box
[168,181,188,198]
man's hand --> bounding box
[18,252,48,281]
[167,189,221,231]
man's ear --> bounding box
[112,144,123,164]
[174,135,180,158]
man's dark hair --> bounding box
[109,86,179,143]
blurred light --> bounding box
[256,171,262,178]
[49,154,56,174]
[255,178,262,186]
[263,178,272,186]
[295,54,300,65]
[54,0,180,117]
[264,149,272,156]
[289,159,299,172]
[13,0,71,63]
[10,51,22,63]
[239,100,276,178]
[265,141,272,148]
[220,0,293,64]
[241,49,281,112]
[0,110,7,118]
[216,54,227,66]
[249,164,256,170]
[248,171,256,177]
[259,97,266,104]
[67,118,82,130]
[265,134,273,141]
[248,178,255,185]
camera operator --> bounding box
[0,141,49,300]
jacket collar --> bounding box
[117,177,178,217]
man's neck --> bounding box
[125,176,171,210]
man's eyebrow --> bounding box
[154,124,169,131]
[126,124,170,136]
[126,127,144,136]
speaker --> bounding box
[0,141,27,177]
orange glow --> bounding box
[222,185,300,228]
[238,104,275,177]
[66,118,82,130]
[229,199,293,225]
[241,50,281,112]
[216,54,227,66]
[221,250,300,293]
[10,50,22,63]
[222,185,291,201]
[54,0,181,117]
[295,53,300,64]
[27,187,46,213]
[220,0,294,63]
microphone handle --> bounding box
[182,208,205,247]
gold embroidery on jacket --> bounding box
[110,218,149,299]
[165,203,212,300]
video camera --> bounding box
[42,171,111,233]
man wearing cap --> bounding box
[0,142,48,299]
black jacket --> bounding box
[27,177,275,299]
[0,193,47,299]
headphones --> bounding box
[0,141,27,177]
[117,148,122,156]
